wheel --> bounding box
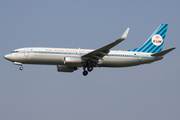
[83,70,88,76]
[19,67,23,70]
[87,66,93,72]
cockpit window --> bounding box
[11,51,18,53]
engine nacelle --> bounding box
[57,65,77,72]
[64,56,84,65]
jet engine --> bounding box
[64,56,84,66]
[57,65,77,72]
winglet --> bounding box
[151,47,176,57]
[120,28,130,40]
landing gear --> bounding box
[82,60,94,76]
[82,66,93,76]
[83,70,88,76]
[14,62,23,71]
[83,67,88,76]
[19,66,23,70]
[87,66,93,72]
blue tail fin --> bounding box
[128,24,168,53]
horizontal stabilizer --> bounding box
[151,47,176,57]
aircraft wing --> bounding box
[81,28,130,62]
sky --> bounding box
[0,0,180,120]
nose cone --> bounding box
[4,54,12,61]
[4,55,8,59]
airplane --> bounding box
[4,24,176,76]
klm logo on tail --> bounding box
[128,24,168,53]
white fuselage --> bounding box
[4,47,162,67]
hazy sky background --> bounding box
[0,0,180,120]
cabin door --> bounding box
[24,49,29,57]
[138,53,142,62]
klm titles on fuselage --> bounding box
[45,49,90,53]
